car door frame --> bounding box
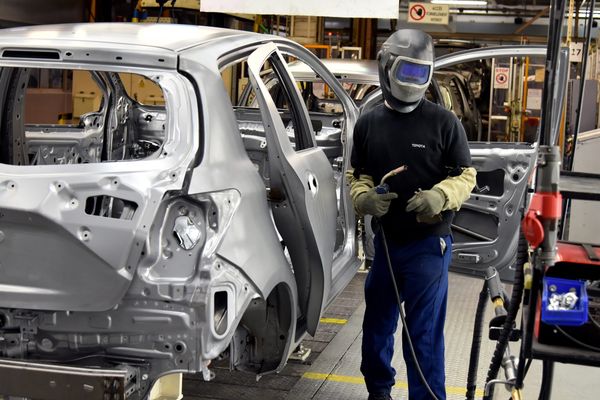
[273,41,363,303]
[436,45,549,280]
[245,42,340,335]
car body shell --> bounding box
[0,23,361,399]
[0,23,554,398]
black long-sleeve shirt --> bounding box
[351,99,472,244]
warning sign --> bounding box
[407,3,449,25]
[494,67,510,89]
[409,4,427,21]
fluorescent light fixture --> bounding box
[574,11,600,17]
[432,0,487,5]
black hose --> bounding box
[538,360,554,400]
[465,285,488,400]
[482,261,525,400]
[538,0,567,146]
[378,226,440,400]
[524,358,533,378]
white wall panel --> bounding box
[200,0,398,18]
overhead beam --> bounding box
[515,6,551,34]
[429,31,548,44]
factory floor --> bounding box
[182,271,599,400]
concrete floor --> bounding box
[184,271,600,400]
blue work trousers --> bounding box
[361,234,451,400]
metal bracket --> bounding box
[0,359,129,400]
[289,343,312,362]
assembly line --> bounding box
[0,1,599,399]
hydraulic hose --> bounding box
[482,262,525,400]
[465,285,488,400]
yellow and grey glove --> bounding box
[406,188,446,218]
[346,170,374,207]
[346,170,398,217]
[355,188,398,217]
[433,166,477,211]
[406,167,477,223]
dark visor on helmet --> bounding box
[394,60,430,85]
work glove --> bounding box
[406,187,446,219]
[346,170,398,217]
[406,167,477,223]
[433,167,477,211]
[354,188,398,218]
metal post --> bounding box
[488,58,496,142]
[521,56,530,142]
[514,5,595,397]
[537,146,562,265]
[517,144,562,391]
[538,0,568,146]
[508,57,515,141]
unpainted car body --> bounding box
[434,69,483,141]
[0,23,361,399]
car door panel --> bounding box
[246,43,337,336]
[438,46,548,281]
[451,142,536,280]
[273,45,364,308]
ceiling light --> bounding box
[575,11,600,17]
[431,0,487,5]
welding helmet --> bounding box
[377,29,434,113]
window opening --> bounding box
[0,67,167,165]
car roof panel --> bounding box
[0,23,255,53]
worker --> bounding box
[347,29,477,400]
